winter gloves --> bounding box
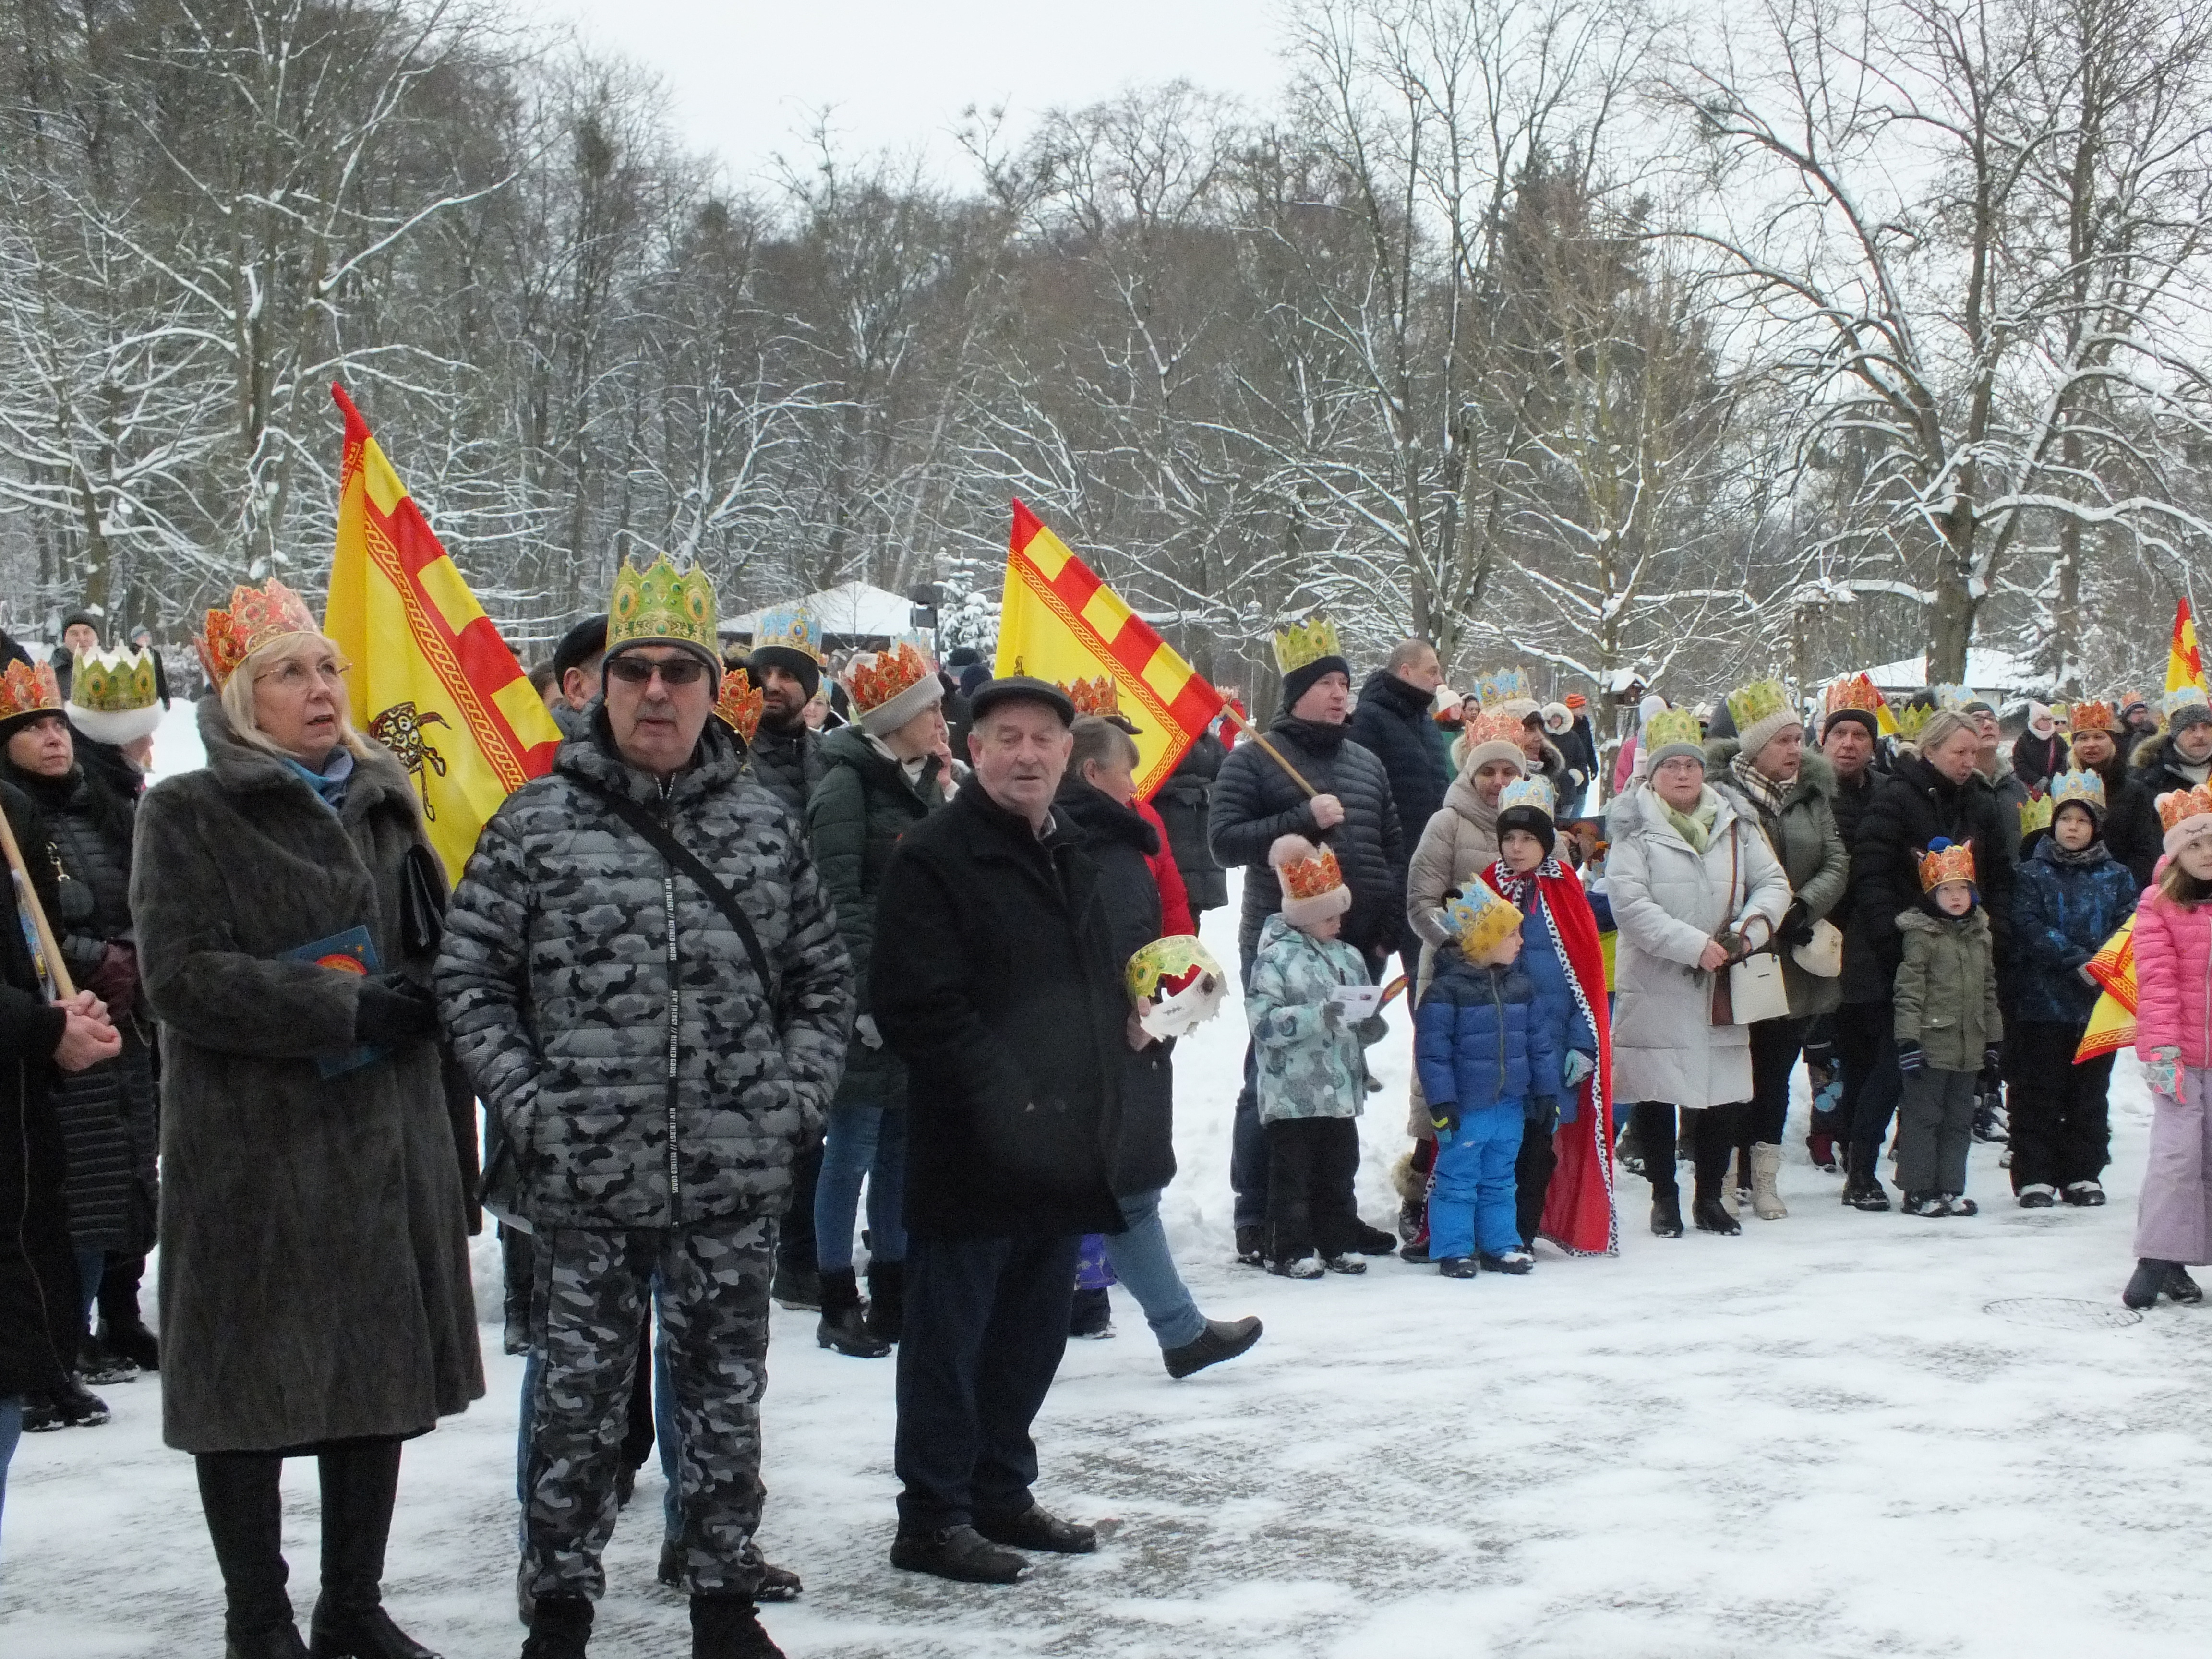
[1777,901,1815,948]
[85,940,139,1011]
[1430,1103,1461,1145]
[1896,1041,1925,1074]
[2145,1046,2183,1099]
[1562,1049,1596,1091]
[354,973,439,1046]
[1526,1096,1559,1133]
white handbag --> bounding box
[1791,918,1844,979]
[1728,951,1793,1024]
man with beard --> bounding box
[745,608,827,814]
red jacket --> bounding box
[1138,798,1195,938]
[2134,887,2212,1067]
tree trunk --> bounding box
[1925,515,1978,685]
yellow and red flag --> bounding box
[2168,600,2208,697]
[323,385,561,880]
[2075,917,2138,1063]
[994,501,1225,799]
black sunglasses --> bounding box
[607,655,711,686]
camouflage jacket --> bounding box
[437,713,853,1230]
[1245,912,1386,1123]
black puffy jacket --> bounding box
[1151,733,1228,914]
[1055,780,1175,1197]
[1828,762,1888,1005]
[1348,670,1447,858]
[1208,716,1407,971]
[1853,750,2017,983]
[745,721,825,815]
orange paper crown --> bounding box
[1062,675,1121,719]
[1919,840,1977,891]
[197,578,319,690]
[2158,785,2212,836]
[1277,842,1345,902]
[2068,700,2116,733]
[0,660,62,724]
[714,665,764,743]
[844,642,933,715]
[1466,708,1526,748]
[1823,673,1884,717]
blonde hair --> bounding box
[2157,857,2212,909]
[218,632,372,763]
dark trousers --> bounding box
[777,1134,824,1274]
[1632,1100,1745,1202]
[1514,1118,1557,1245]
[1897,1067,1977,1194]
[2008,1022,2115,1192]
[1835,999,1903,1152]
[1743,1015,1810,1147]
[895,1232,1081,1533]
[96,1250,148,1332]
[1264,1116,1362,1262]
[195,1436,403,1638]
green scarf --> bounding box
[1662,793,1719,852]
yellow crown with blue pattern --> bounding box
[1445,884,1524,958]
[607,555,718,665]
[1932,683,1976,712]
[2049,768,2107,819]
[1478,667,1535,709]
[1272,613,1341,676]
[755,606,822,663]
[1497,775,1556,818]
[2166,685,2211,722]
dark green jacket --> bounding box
[805,725,949,1106]
[1893,906,2002,1070]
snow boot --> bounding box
[1068,1286,1116,1338]
[46,1374,109,1427]
[1162,1315,1263,1379]
[1320,1253,1368,1275]
[1350,1221,1400,1255]
[1480,1248,1535,1274]
[1437,1256,1480,1279]
[1234,1226,1265,1266]
[2062,1180,2107,1207]
[1901,1191,1950,1217]
[2125,1258,2176,1310]
[1649,1192,1684,1238]
[864,1260,905,1346]
[520,1597,591,1659]
[690,1595,782,1659]
[1940,1194,1978,1216]
[1841,1144,1891,1211]
[814,1271,889,1359]
[1691,1195,1741,1236]
[1749,1142,1788,1220]
[768,1263,819,1312]
[889,1525,1027,1584]
[2017,1184,2057,1208]
[98,1315,159,1371]
[1269,1255,1324,1280]
[228,1630,310,1659]
[2168,1265,2205,1304]
[75,1337,138,1386]
[1972,1091,2008,1143]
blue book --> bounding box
[282,925,387,1078]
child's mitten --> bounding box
[2145,1046,2184,1099]
[1562,1049,1596,1090]
[1896,1041,1925,1074]
[1430,1103,1461,1146]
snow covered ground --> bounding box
[8,706,2212,1656]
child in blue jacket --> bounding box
[1415,883,1561,1276]
[2008,769,2139,1207]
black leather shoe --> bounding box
[307,1603,439,1659]
[1691,1196,1742,1236]
[889,1525,1027,1584]
[974,1503,1096,1554]
[227,1629,310,1659]
[1649,1194,1683,1238]
[1349,1222,1399,1255]
[1162,1316,1262,1379]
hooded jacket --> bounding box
[2011,837,2139,1026]
[1893,904,2002,1069]
[1406,771,1504,951]
[2134,886,2212,1068]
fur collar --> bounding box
[194,696,414,822]
[1704,736,1837,805]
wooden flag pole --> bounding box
[1221,701,1321,798]
[0,803,74,1001]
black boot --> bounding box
[200,1452,299,1654]
[691,1594,783,1659]
[2168,1265,2205,1304]
[2126,1258,2176,1309]
[1841,1143,1892,1211]
[519,1596,591,1659]
[309,1441,440,1659]
[864,1259,905,1346]
[814,1269,888,1358]
[1691,1168,1741,1236]
[1649,1190,1684,1238]
[889,1524,1028,1583]
[228,1631,310,1659]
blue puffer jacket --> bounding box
[2010,838,2140,1025]
[1414,952,1561,1115]
[1512,907,1598,1110]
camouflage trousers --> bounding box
[520,1214,775,1599]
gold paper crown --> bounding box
[1446,885,1524,957]
[1478,668,1534,709]
[845,643,934,715]
[1272,613,1342,676]
[1823,673,1883,717]
[196,578,319,689]
[1726,678,1791,732]
[1919,840,1977,891]
[2068,700,2116,733]
[67,647,159,714]
[1895,703,1933,741]
[1497,775,1556,817]
[714,665,764,743]
[1643,706,1704,754]
[1275,842,1344,902]
[1061,675,1122,720]
[754,606,821,662]
[1125,934,1222,1004]
[2019,795,2055,835]
[0,660,63,724]
[2050,769,2106,817]
[2158,785,2212,835]
[608,555,717,658]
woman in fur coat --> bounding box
[132,586,482,1659]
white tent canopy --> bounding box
[1863,648,2048,698]
[720,580,914,641]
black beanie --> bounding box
[1280,653,1351,715]
[1497,803,1557,859]
[1822,707,1880,742]
[552,613,608,682]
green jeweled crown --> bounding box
[1726,678,1790,733]
[2019,794,2055,835]
[2049,769,2107,815]
[1643,705,1703,754]
[69,647,160,714]
[1272,613,1341,676]
[609,554,717,659]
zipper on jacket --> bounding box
[659,779,682,1220]
[1489,971,1508,1098]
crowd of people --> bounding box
[3,574,2210,1659]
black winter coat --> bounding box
[1349,670,1447,861]
[1209,717,1407,971]
[2118,732,2209,890]
[1055,779,1175,1197]
[0,781,75,1400]
[872,782,1126,1239]
[1151,733,1228,914]
[805,724,948,1107]
[1555,717,1600,817]
[1828,762,1889,1005]
[1853,751,2017,985]
[746,720,825,814]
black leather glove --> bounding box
[1778,901,1815,948]
[354,974,439,1046]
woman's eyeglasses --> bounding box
[254,658,350,690]
[606,655,711,687]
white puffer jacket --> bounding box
[1606,783,1791,1110]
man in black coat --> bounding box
[1151,729,1229,916]
[1347,638,1446,979]
[1208,641,1405,1259]
[1815,694,1883,1172]
[2117,696,2212,887]
[870,677,1127,1587]
[1842,709,2016,1206]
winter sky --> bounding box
[549,0,1294,180]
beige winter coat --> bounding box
[1607,783,1792,1111]
[1406,774,1503,950]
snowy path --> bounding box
[7,711,2209,1655]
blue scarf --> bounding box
[284,745,356,813]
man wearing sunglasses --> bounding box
[440,558,853,1659]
